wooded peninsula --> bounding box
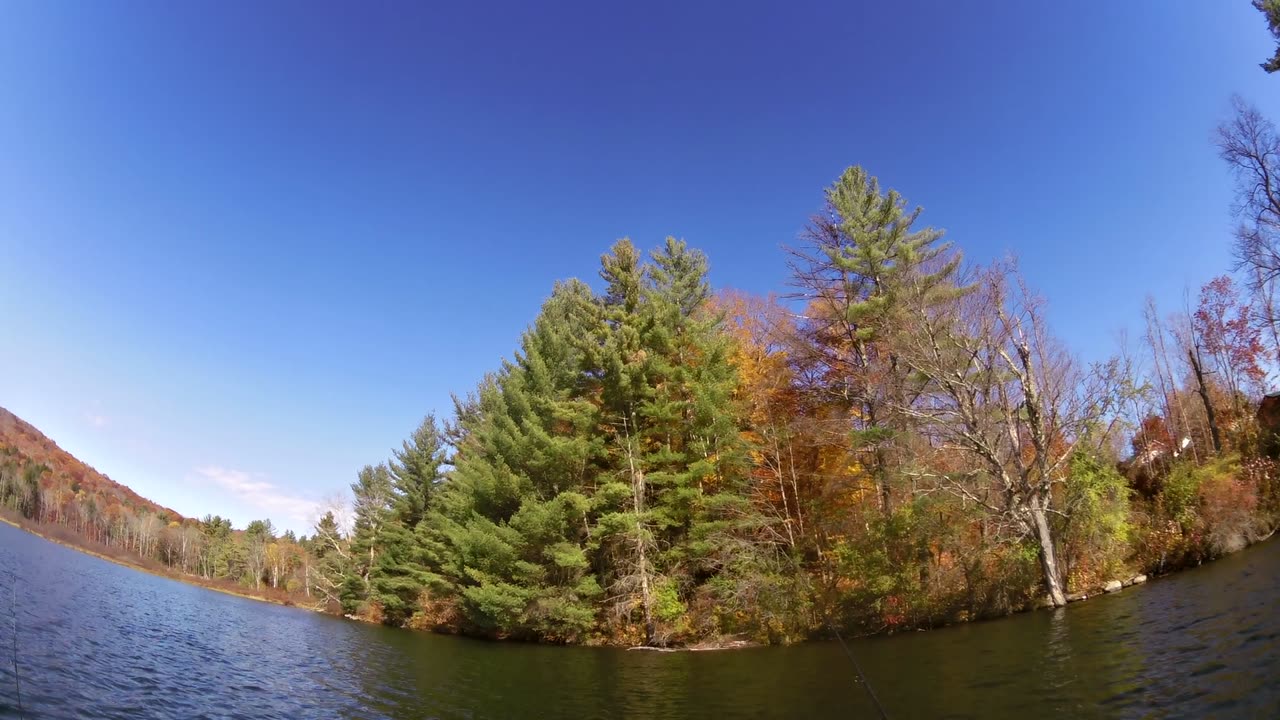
[5,102,1280,646]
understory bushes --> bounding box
[1129,453,1277,576]
[819,446,1279,635]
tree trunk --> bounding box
[777,468,796,549]
[1030,503,1067,607]
[623,423,656,645]
[786,441,805,541]
[631,475,655,644]
[863,402,894,517]
[634,520,655,645]
[1258,271,1280,366]
[1188,348,1223,454]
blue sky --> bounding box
[1,1,1277,535]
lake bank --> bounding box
[0,512,315,612]
[5,507,1276,653]
[5,517,1278,718]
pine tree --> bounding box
[371,416,447,625]
[590,238,664,644]
[646,240,790,631]
[792,165,966,515]
[1256,0,1280,73]
[588,237,768,645]
[389,415,446,528]
[384,239,809,643]
[643,237,746,538]
[420,280,605,640]
[348,463,393,612]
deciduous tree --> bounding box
[892,264,1121,607]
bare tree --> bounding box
[893,263,1121,607]
[310,497,353,610]
[1186,328,1225,455]
[1143,298,1201,461]
[134,513,162,558]
[180,524,203,574]
[1218,97,1280,361]
[244,519,276,590]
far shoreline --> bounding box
[0,513,318,613]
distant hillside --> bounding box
[0,406,183,522]
[0,406,314,608]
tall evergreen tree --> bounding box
[371,416,448,625]
[348,463,393,611]
[421,280,605,640]
[644,240,789,631]
[589,237,770,644]
[591,238,664,644]
[791,165,966,515]
[388,415,447,528]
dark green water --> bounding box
[1,520,1277,719]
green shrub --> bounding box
[1059,452,1133,590]
[1162,462,1203,530]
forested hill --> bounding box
[0,406,182,523]
[1,405,312,605]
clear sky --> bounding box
[1,2,1277,535]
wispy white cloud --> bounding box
[84,411,109,429]
[193,465,319,531]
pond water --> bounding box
[0,520,1277,718]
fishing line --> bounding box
[782,549,890,719]
[827,618,890,720]
[6,570,23,719]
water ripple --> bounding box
[2,522,1278,719]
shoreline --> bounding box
[0,515,320,612]
[4,514,1274,651]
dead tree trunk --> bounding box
[622,425,656,646]
[1029,499,1067,607]
[1188,348,1223,454]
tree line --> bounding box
[306,107,1280,643]
[5,97,1280,646]
[0,412,317,599]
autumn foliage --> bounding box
[1,407,319,608]
[6,162,1280,646]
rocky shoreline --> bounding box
[1056,573,1148,606]
[1042,525,1278,609]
